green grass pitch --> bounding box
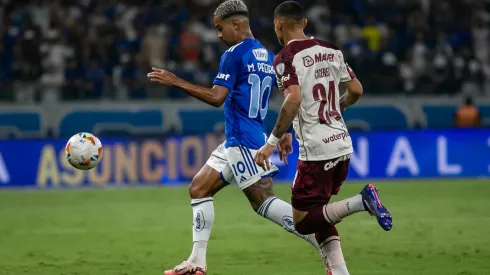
[0,180,489,275]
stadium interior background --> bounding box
[0,0,489,274]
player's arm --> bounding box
[148,52,239,107]
[254,84,300,170]
[271,85,301,140]
[338,52,362,111]
[341,78,363,109]
[275,76,295,135]
[147,68,229,107]
[170,78,229,108]
[254,55,299,170]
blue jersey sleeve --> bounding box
[213,52,240,91]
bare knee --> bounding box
[188,165,226,199]
[189,176,211,199]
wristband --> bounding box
[267,134,281,146]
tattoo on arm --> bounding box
[272,98,300,138]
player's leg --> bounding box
[186,165,228,266]
[291,155,392,275]
[359,183,393,230]
[289,156,354,275]
[316,227,349,275]
[292,155,391,235]
[224,145,321,250]
[165,145,230,275]
[295,194,391,234]
[242,177,320,250]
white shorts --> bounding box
[206,142,279,190]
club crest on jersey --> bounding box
[275,63,285,76]
[303,55,314,67]
[253,48,269,62]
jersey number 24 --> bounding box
[248,74,273,120]
[313,80,341,125]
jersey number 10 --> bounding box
[248,74,273,120]
[313,80,341,125]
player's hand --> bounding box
[254,143,275,171]
[277,133,293,164]
[147,67,178,87]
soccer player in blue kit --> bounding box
[147,1,324,274]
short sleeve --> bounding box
[338,51,356,83]
[274,53,299,91]
[213,52,240,90]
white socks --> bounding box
[257,196,321,251]
[186,196,336,267]
[188,241,208,266]
[324,194,365,224]
[188,198,214,266]
[321,237,349,275]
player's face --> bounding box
[214,16,237,47]
[274,18,285,46]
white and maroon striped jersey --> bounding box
[274,38,355,161]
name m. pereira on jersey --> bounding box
[247,62,275,74]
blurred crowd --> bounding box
[0,0,489,102]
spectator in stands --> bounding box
[62,58,84,100]
[84,60,106,99]
[455,96,481,128]
[361,16,383,53]
[0,0,489,100]
[38,63,64,102]
[0,41,13,101]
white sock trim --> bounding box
[320,235,341,249]
[323,204,342,225]
[257,196,277,217]
[191,197,214,206]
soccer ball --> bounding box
[65,132,103,170]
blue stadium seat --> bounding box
[0,113,41,137]
[477,105,490,126]
[179,109,281,135]
[59,110,164,137]
[343,106,409,130]
[422,105,456,128]
[179,110,225,135]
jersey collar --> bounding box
[287,36,314,45]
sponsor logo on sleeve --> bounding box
[216,73,231,81]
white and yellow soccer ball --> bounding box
[65,132,103,170]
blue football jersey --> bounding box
[213,38,276,150]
